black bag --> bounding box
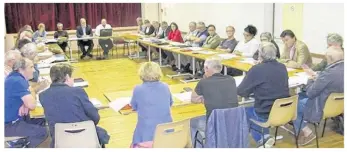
[5,137,30,148]
[331,114,344,135]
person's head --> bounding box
[327,33,343,48]
[325,46,344,65]
[260,32,273,42]
[197,22,206,32]
[17,38,32,50]
[20,43,38,61]
[170,22,179,31]
[152,21,160,29]
[136,17,143,26]
[189,22,197,32]
[57,23,63,31]
[37,23,45,32]
[161,21,168,29]
[243,25,257,42]
[144,20,151,27]
[50,63,74,87]
[80,18,87,27]
[12,58,34,80]
[138,62,162,82]
[5,50,22,68]
[204,57,223,77]
[280,30,296,48]
[101,19,107,26]
[226,26,235,38]
[207,24,216,35]
[258,42,277,62]
[19,30,33,40]
[24,25,32,31]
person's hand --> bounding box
[36,79,50,93]
[302,64,317,77]
[18,105,29,116]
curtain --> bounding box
[5,3,142,33]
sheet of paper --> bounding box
[234,76,245,87]
[53,54,66,61]
[195,50,218,55]
[38,51,53,57]
[45,39,58,43]
[37,63,51,69]
[39,56,56,64]
[187,47,202,51]
[286,68,295,72]
[109,97,132,112]
[217,54,237,60]
[73,81,89,87]
[240,58,256,65]
[90,98,103,108]
[173,92,192,103]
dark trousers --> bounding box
[98,39,113,56]
[78,40,94,56]
[5,118,48,148]
[58,42,68,52]
[155,48,168,59]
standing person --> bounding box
[76,18,94,59]
[130,62,173,148]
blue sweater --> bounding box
[237,60,290,118]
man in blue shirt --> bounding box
[39,63,109,147]
[237,42,290,148]
[5,58,47,148]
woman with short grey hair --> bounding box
[252,32,280,60]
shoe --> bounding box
[80,55,85,59]
[96,56,105,60]
[298,132,316,146]
[172,65,178,71]
[257,136,275,148]
[88,54,93,58]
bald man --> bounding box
[76,18,94,59]
[95,19,113,60]
[293,47,344,146]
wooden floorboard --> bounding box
[69,49,344,148]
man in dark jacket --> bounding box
[294,46,344,146]
[237,42,290,148]
[76,18,94,59]
[39,63,109,147]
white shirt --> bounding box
[95,24,112,36]
[234,38,260,57]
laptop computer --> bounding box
[100,29,112,37]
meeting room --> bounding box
[2,1,345,149]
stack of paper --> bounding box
[109,97,132,112]
[240,58,256,65]
[90,98,103,108]
[173,92,192,103]
[217,54,236,60]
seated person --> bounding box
[54,23,69,52]
[15,25,33,49]
[234,25,260,58]
[253,32,280,60]
[5,50,22,78]
[217,26,238,53]
[5,58,48,148]
[293,47,344,146]
[148,21,162,60]
[17,31,34,50]
[279,29,313,68]
[136,17,146,34]
[202,25,221,49]
[311,33,343,72]
[237,42,290,148]
[177,22,198,73]
[76,18,94,59]
[95,19,114,60]
[191,56,238,120]
[130,62,173,148]
[168,22,184,71]
[155,21,171,64]
[39,63,110,147]
[139,19,155,53]
[33,23,47,43]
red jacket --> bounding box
[168,29,183,43]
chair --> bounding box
[54,120,101,148]
[152,119,192,148]
[299,93,344,148]
[249,95,299,148]
[112,37,131,58]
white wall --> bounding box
[141,3,160,22]
[160,3,273,40]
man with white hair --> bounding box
[191,56,238,119]
[293,46,344,146]
[95,19,113,60]
[4,49,22,77]
[76,18,94,59]
[54,23,69,52]
[238,42,290,148]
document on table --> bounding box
[90,98,103,108]
[217,54,237,60]
[73,81,89,87]
[288,72,309,87]
[286,68,295,72]
[240,58,256,65]
[186,47,202,51]
[39,56,56,64]
[109,97,132,112]
[193,50,218,55]
[173,92,192,103]
[37,51,53,57]
[37,63,51,69]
